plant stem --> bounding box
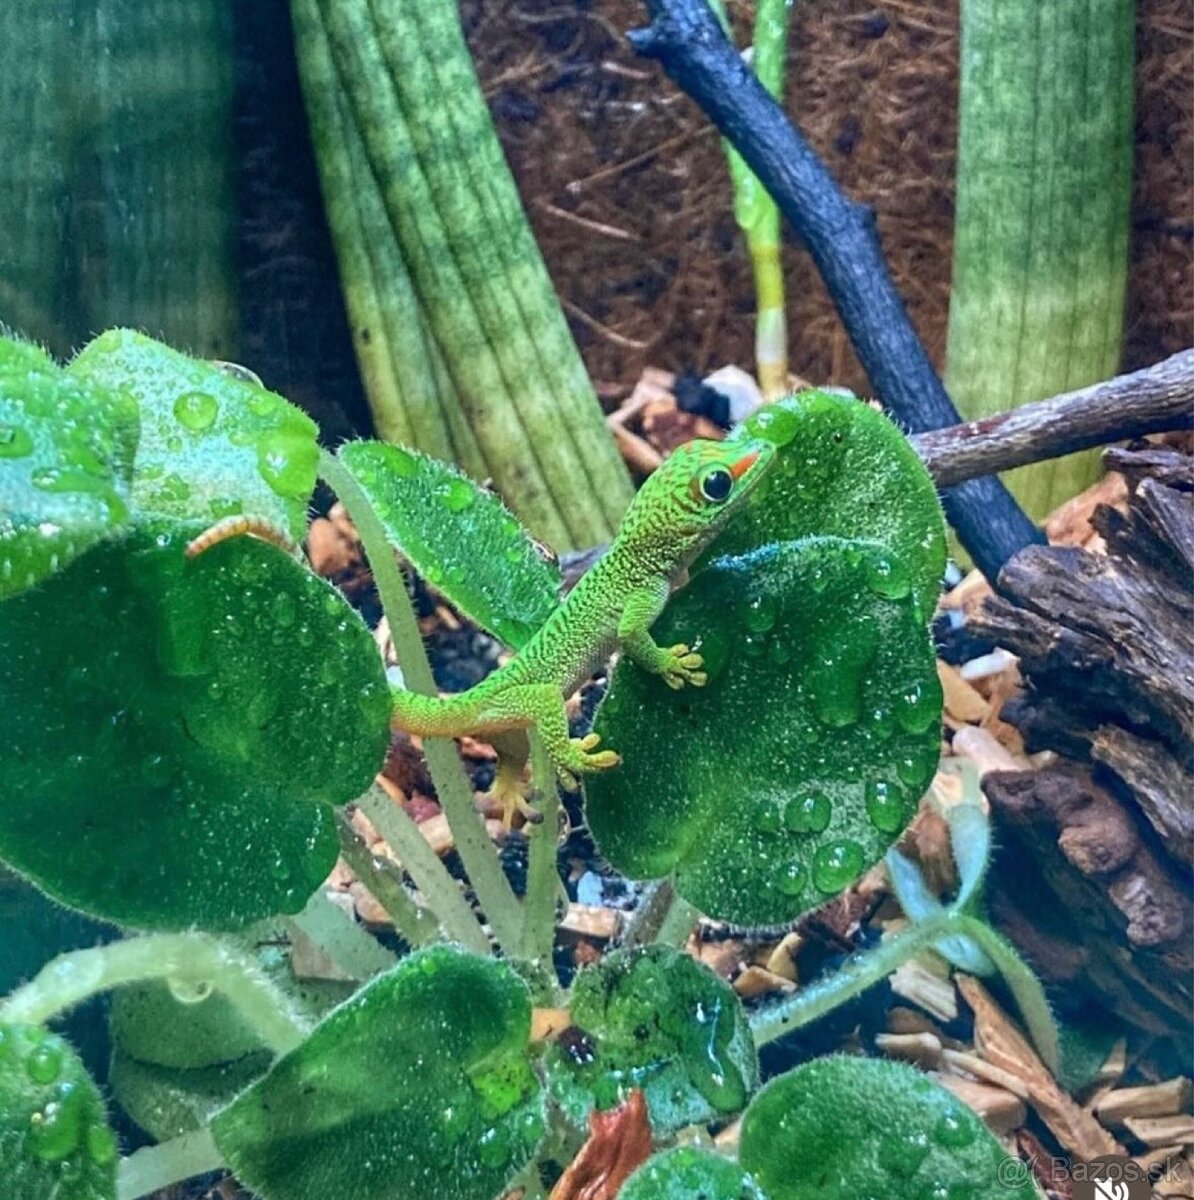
[522,731,562,968]
[286,884,397,980]
[653,893,701,948]
[117,1129,224,1200]
[710,0,791,396]
[334,809,438,947]
[319,448,525,955]
[0,934,309,1055]
[946,0,1134,519]
[750,920,941,1047]
[629,0,1041,581]
[355,784,490,957]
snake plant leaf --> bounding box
[109,1048,272,1144]
[0,1024,118,1200]
[212,945,546,1200]
[69,330,318,540]
[621,1147,770,1200]
[0,522,389,929]
[587,537,941,925]
[739,1056,1038,1200]
[338,439,561,649]
[545,945,758,1134]
[0,336,139,600]
[724,389,946,619]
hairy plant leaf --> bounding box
[110,981,266,1071]
[0,523,389,929]
[740,1056,1038,1200]
[621,1147,769,1200]
[588,538,941,925]
[212,945,546,1200]
[725,389,946,617]
[0,1024,118,1200]
[69,330,318,539]
[109,1048,272,1143]
[337,439,561,648]
[0,336,138,600]
[545,945,758,1134]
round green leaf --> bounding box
[0,335,138,600]
[0,1024,118,1200]
[587,538,941,925]
[622,1148,770,1200]
[725,390,946,618]
[0,523,390,929]
[545,945,758,1134]
[109,1047,272,1143]
[69,330,318,539]
[338,440,561,649]
[110,981,265,1070]
[740,1056,1039,1200]
[211,945,546,1200]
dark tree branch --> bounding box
[629,0,1043,581]
[912,350,1194,487]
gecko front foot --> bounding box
[659,643,708,690]
[556,732,622,791]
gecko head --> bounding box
[624,436,776,558]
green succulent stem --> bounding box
[354,785,490,957]
[710,0,791,396]
[522,731,563,968]
[334,809,440,947]
[117,1130,225,1200]
[294,0,634,550]
[945,0,1134,518]
[319,448,525,956]
[750,919,944,1047]
[0,934,309,1055]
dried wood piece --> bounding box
[549,1090,652,1200]
[956,975,1123,1161]
[1097,1077,1192,1126]
[875,1031,943,1070]
[983,766,1192,1035]
[733,964,796,999]
[1124,1114,1194,1148]
[889,955,958,1023]
[558,903,622,943]
[933,1074,1028,1136]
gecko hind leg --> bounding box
[487,730,539,832]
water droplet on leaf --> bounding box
[812,839,864,893]
[865,780,906,834]
[785,793,831,835]
[172,391,219,433]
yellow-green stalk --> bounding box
[712,0,792,398]
[946,0,1135,519]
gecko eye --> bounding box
[697,467,733,504]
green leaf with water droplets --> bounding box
[0,336,139,601]
[621,1147,770,1200]
[0,1024,118,1200]
[212,945,546,1200]
[587,537,942,925]
[725,390,946,618]
[739,1056,1038,1200]
[0,522,389,929]
[68,330,318,540]
[337,440,561,649]
[544,945,758,1134]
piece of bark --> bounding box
[970,447,1193,1038]
[1096,1077,1192,1126]
[933,1074,1028,1137]
[957,976,1123,1162]
[549,1090,652,1200]
[983,767,1192,1036]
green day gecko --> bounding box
[388,437,776,827]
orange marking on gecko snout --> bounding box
[729,450,760,480]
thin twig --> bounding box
[628,0,1042,580]
[913,349,1194,487]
